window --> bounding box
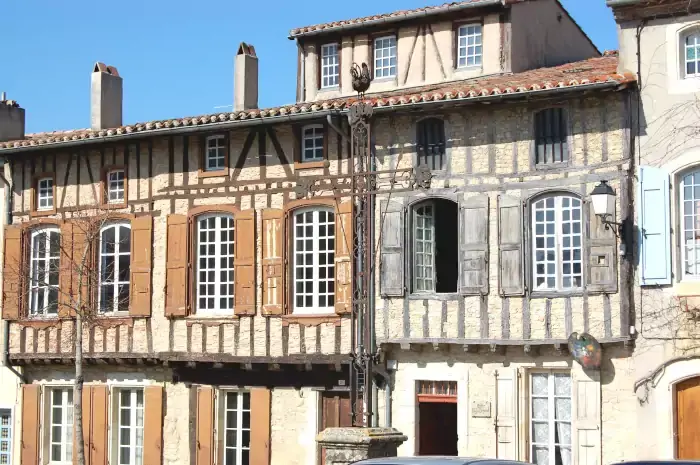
[531,195,582,291]
[373,36,397,79]
[292,208,335,314]
[29,227,60,316]
[416,118,446,171]
[457,24,482,68]
[530,372,572,465]
[220,391,250,465]
[99,223,131,313]
[685,32,700,77]
[680,169,700,277]
[37,177,54,211]
[412,199,458,294]
[0,409,12,465]
[48,388,73,464]
[301,125,324,162]
[196,214,235,314]
[107,169,126,204]
[535,109,568,166]
[205,135,226,172]
[113,388,144,465]
[321,43,340,88]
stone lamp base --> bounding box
[316,427,408,465]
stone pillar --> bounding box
[316,427,407,465]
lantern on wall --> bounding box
[567,332,602,370]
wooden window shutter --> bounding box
[58,222,74,318]
[195,386,215,465]
[262,209,284,316]
[130,216,153,317]
[89,385,109,465]
[2,225,23,320]
[587,195,618,293]
[637,165,672,286]
[250,388,271,465]
[234,209,256,316]
[334,201,353,315]
[459,195,489,296]
[144,385,164,465]
[165,214,189,317]
[498,195,524,296]
[20,384,41,465]
[71,221,91,312]
[379,198,405,297]
[573,370,601,465]
[495,369,519,460]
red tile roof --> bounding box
[0,54,635,152]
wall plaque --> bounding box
[471,400,491,418]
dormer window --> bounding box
[374,36,397,79]
[205,135,226,172]
[685,31,700,78]
[321,43,340,88]
[457,24,482,69]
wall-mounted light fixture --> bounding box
[591,180,623,237]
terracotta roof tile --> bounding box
[0,54,635,152]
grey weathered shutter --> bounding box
[498,195,524,296]
[587,196,618,293]
[380,198,405,297]
[459,195,489,295]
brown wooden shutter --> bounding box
[165,214,189,317]
[20,384,40,465]
[195,386,215,465]
[250,388,271,465]
[144,385,164,465]
[262,209,284,316]
[58,222,74,318]
[498,195,525,296]
[90,385,109,465]
[588,199,618,293]
[379,198,405,297]
[3,225,23,320]
[71,221,91,312]
[129,216,153,317]
[459,195,489,296]
[334,201,353,315]
[234,209,256,316]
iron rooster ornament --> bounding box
[351,62,372,99]
[567,332,602,370]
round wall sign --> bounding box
[567,332,602,370]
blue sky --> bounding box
[0,0,618,134]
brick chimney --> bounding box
[91,62,122,130]
[234,43,259,111]
[0,92,25,142]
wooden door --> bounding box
[320,392,352,465]
[677,377,700,459]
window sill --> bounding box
[535,162,570,172]
[100,202,128,210]
[675,281,700,297]
[372,76,397,84]
[408,293,461,301]
[529,290,584,299]
[198,169,229,179]
[30,208,56,218]
[282,314,342,327]
[454,65,482,73]
[318,86,340,92]
[294,161,328,171]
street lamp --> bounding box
[590,180,624,238]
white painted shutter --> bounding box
[637,165,671,285]
[495,368,519,460]
[573,371,601,465]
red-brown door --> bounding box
[320,392,352,465]
[677,377,700,459]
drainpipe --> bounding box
[0,157,25,383]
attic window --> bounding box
[457,24,482,69]
[36,177,54,211]
[205,135,227,172]
[374,36,397,79]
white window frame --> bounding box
[413,201,436,293]
[684,31,700,78]
[205,135,226,172]
[112,387,144,465]
[37,177,54,211]
[531,194,583,292]
[373,35,397,79]
[292,207,335,315]
[457,23,483,69]
[679,169,700,280]
[107,169,126,204]
[301,125,324,162]
[529,371,572,465]
[29,226,60,317]
[320,43,340,89]
[47,387,73,465]
[0,407,13,465]
[98,223,132,314]
[195,213,235,315]
[218,390,251,465]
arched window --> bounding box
[292,207,335,314]
[195,213,235,314]
[531,194,582,291]
[99,223,131,313]
[29,226,60,316]
[416,118,446,171]
[680,169,700,277]
[684,31,700,78]
[411,198,458,294]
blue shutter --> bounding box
[638,165,671,285]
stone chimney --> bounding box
[91,62,123,130]
[234,43,259,111]
[0,92,25,142]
